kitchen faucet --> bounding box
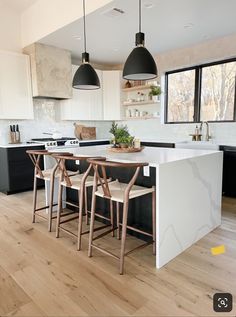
[200,121,211,141]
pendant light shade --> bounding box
[123,41,157,80]
[123,1,157,81]
[72,0,100,90]
[72,53,100,90]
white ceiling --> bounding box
[0,0,37,12]
[39,0,236,65]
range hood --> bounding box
[23,43,72,99]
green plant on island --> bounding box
[109,122,134,147]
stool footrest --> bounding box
[92,226,117,241]
[63,200,79,209]
[59,223,112,240]
[35,203,57,212]
[125,240,153,256]
[60,210,79,218]
[59,226,78,238]
[122,224,153,237]
[34,213,48,220]
[87,210,112,222]
[59,215,79,225]
[91,244,119,260]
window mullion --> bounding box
[194,67,201,122]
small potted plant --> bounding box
[109,122,134,148]
[117,135,134,148]
[149,85,162,102]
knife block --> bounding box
[10,131,21,144]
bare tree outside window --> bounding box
[165,59,236,123]
[201,62,236,121]
[167,70,195,122]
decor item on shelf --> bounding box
[125,80,132,88]
[137,92,141,102]
[130,108,136,117]
[149,85,161,102]
[125,109,131,118]
[133,80,143,86]
[109,122,134,148]
[123,0,157,81]
[72,0,100,90]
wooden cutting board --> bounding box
[81,127,96,140]
[74,123,96,140]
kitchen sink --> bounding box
[175,141,219,150]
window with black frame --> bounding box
[165,59,236,123]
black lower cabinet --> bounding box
[220,146,236,197]
[141,141,175,148]
[79,140,110,147]
[66,160,156,241]
[0,146,44,195]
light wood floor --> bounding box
[0,189,236,317]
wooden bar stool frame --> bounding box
[54,155,114,251]
[26,150,76,232]
[87,159,156,275]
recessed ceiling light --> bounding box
[72,35,81,40]
[184,23,194,29]
[102,7,125,18]
[144,2,154,9]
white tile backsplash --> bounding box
[0,99,111,144]
[0,98,235,146]
[120,119,236,146]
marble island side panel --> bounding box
[156,151,223,268]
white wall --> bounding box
[120,33,236,145]
[0,6,21,52]
[21,0,113,47]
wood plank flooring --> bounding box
[0,189,236,316]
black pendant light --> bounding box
[123,0,157,81]
[72,0,100,90]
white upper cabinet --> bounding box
[0,51,33,119]
[61,65,103,121]
[103,70,122,120]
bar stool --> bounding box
[87,158,156,275]
[54,154,114,251]
[26,150,76,232]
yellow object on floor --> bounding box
[211,245,225,255]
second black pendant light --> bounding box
[72,0,100,90]
[123,0,157,81]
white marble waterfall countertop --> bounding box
[71,145,220,167]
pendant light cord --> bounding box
[139,0,141,32]
[83,0,87,52]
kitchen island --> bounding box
[53,145,223,269]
